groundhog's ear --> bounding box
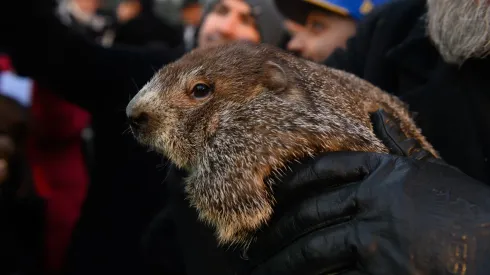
[263,61,287,92]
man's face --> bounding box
[117,1,141,22]
[182,3,203,27]
[427,0,490,64]
[284,19,306,37]
[286,10,356,62]
[74,0,102,14]
[197,0,261,48]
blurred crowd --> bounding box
[1,0,490,275]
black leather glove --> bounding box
[248,110,490,275]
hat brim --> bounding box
[273,0,313,24]
[274,0,352,24]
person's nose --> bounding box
[287,34,307,57]
[217,14,238,38]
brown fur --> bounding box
[127,41,438,248]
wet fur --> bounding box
[127,41,438,248]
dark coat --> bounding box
[113,15,184,48]
[0,94,45,275]
[0,1,282,273]
[112,0,184,49]
[324,0,490,184]
[2,10,186,275]
[141,0,490,274]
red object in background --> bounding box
[0,54,91,273]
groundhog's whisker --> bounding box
[129,77,140,100]
[121,127,132,136]
[156,160,169,170]
[157,160,173,184]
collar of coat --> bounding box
[384,13,440,81]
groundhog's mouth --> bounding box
[130,127,172,158]
[129,123,156,147]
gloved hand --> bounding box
[247,110,490,275]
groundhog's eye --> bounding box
[192,83,212,99]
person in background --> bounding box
[28,85,91,275]
[181,0,203,51]
[0,85,44,275]
[110,0,184,48]
[57,0,113,43]
[0,51,91,275]
[23,2,97,273]
[116,0,142,22]
[195,0,286,48]
[0,0,286,274]
[283,19,306,39]
[275,0,391,62]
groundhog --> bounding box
[126,41,438,248]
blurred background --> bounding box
[58,0,198,25]
[0,0,393,274]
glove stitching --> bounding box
[380,116,406,157]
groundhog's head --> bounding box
[126,42,293,171]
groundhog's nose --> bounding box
[128,111,150,132]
